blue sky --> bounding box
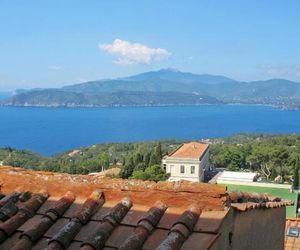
[1,0,300,90]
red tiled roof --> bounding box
[228,191,293,212]
[168,142,209,159]
[285,217,300,250]
[0,166,294,250]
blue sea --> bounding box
[0,105,300,156]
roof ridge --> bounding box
[0,166,227,210]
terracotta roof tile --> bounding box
[0,192,48,243]
[0,232,22,250]
[81,197,132,249]
[120,204,149,226]
[228,191,294,212]
[104,225,136,248]
[142,229,169,249]
[46,191,103,249]
[156,205,201,250]
[31,238,49,250]
[119,201,167,250]
[285,218,300,250]
[194,210,229,233]
[0,166,294,250]
[181,232,220,250]
[11,192,75,250]
[168,142,209,159]
[157,207,187,229]
[0,192,20,207]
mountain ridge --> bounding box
[2,69,300,109]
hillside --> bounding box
[2,69,300,109]
[1,89,221,107]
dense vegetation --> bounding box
[2,90,220,107]
[1,134,300,183]
[0,141,182,181]
[210,134,300,183]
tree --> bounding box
[99,153,109,171]
[134,152,143,166]
[148,151,158,167]
[293,166,299,189]
[293,156,300,188]
[223,146,246,171]
[131,164,169,182]
[143,152,151,167]
[119,156,135,179]
[246,146,272,180]
[156,142,163,160]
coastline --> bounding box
[1,102,299,111]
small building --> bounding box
[162,141,210,182]
[216,171,259,184]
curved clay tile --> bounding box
[156,205,201,250]
[81,197,132,250]
[11,191,76,250]
[0,192,48,243]
[119,200,168,250]
[0,192,20,207]
[46,190,103,250]
[0,201,18,222]
[0,192,32,222]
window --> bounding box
[180,165,185,173]
[287,227,300,237]
[191,166,195,174]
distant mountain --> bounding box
[2,69,300,109]
[121,68,235,84]
[62,68,235,93]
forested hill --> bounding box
[1,134,300,183]
[2,69,300,109]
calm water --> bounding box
[0,105,300,156]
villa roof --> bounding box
[0,166,293,250]
[168,142,209,159]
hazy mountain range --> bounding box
[2,69,300,109]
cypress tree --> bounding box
[156,142,163,161]
[293,156,300,189]
[293,167,299,189]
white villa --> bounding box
[162,141,210,182]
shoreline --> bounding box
[1,102,299,111]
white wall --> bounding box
[167,162,201,182]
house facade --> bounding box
[162,141,210,182]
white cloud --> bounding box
[50,65,62,71]
[99,39,171,66]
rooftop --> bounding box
[285,217,300,250]
[216,171,258,183]
[167,142,209,159]
[0,166,293,250]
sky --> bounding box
[0,0,300,90]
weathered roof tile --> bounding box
[0,166,294,250]
[156,205,201,250]
[119,201,167,250]
[46,191,103,249]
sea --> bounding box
[0,105,300,156]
